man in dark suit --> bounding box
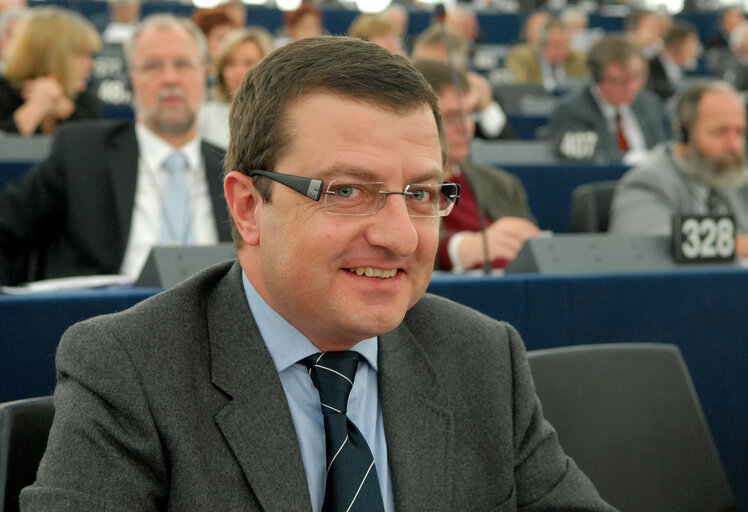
[549,35,668,164]
[0,14,231,286]
[21,37,616,511]
[646,21,700,101]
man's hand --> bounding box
[736,234,748,258]
[458,217,540,269]
[467,71,493,112]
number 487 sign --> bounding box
[672,214,736,263]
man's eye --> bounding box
[409,188,433,201]
[333,186,357,198]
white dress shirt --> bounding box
[119,124,219,279]
[241,272,395,512]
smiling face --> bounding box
[234,93,443,350]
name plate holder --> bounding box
[672,214,736,264]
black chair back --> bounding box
[528,343,737,512]
[0,396,54,512]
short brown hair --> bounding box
[587,34,644,83]
[226,36,446,204]
[412,57,469,96]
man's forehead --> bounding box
[135,25,196,54]
[698,91,746,122]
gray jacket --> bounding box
[22,261,615,512]
[610,143,748,235]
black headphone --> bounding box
[671,91,693,144]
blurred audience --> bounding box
[705,7,744,72]
[646,21,701,101]
[198,27,274,148]
[382,3,409,53]
[413,58,539,272]
[412,24,515,140]
[348,13,404,56]
[101,0,140,45]
[0,7,101,135]
[0,6,23,71]
[445,6,487,60]
[506,17,588,90]
[550,35,667,163]
[0,14,231,285]
[218,0,247,29]
[560,7,603,53]
[720,21,748,92]
[609,81,748,257]
[520,10,550,46]
[192,7,235,82]
[626,10,664,59]
[276,2,323,47]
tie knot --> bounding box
[302,351,360,415]
[163,152,187,176]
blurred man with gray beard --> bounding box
[609,81,748,256]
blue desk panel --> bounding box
[1,269,746,508]
[501,162,628,233]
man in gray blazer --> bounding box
[21,37,616,512]
[609,81,748,257]
[549,35,667,164]
[0,14,231,286]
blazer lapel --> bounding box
[106,124,139,252]
[201,141,232,241]
[379,325,454,512]
[208,264,312,511]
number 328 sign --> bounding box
[672,214,736,263]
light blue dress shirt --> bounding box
[241,272,395,512]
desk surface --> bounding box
[1,268,746,509]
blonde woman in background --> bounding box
[348,13,405,56]
[0,6,101,135]
[197,27,273,148]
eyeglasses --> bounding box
[248,170,460,218]
[132,57,201,75]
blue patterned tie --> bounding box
[302,352,385,512]
[160,152,192,244]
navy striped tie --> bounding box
[303,352,385,512]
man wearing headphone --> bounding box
[549,35,667,163]
[609,81,748,257]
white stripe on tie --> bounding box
[345,460,376,512]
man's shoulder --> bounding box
[54,119,133,139]
[554,86,595,111]
[507,43,537,63]
[405,292,510,338]
[620,145,679,184]
[68,260,237,340]
[633,88,665,111]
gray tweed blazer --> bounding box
[21,261,615,512]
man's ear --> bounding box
[224,171,262,246]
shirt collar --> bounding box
[241,271,379,373]
[135,122,201,173]
[590,84,630,119]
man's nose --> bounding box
[365,193,419,257]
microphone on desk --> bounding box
[435,2,492,274]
